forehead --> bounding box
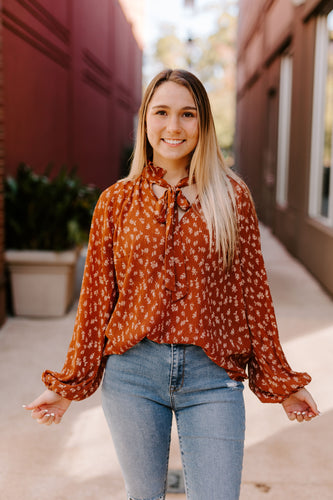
[149,81,196,107]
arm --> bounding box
[237,184,317,414]
[25,189,118,425]
[42,189,118,400]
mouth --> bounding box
[162,138,185,145]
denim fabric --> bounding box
[101,338,245,500]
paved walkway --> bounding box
[1,226,332,499]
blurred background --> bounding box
[1,3,333,499]
[0,0,333,324]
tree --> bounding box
[150,3,238,156]
[154,26,188,69]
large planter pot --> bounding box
[5,248,80,317]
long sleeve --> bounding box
[42,189,118,400]
[237,185,311,403]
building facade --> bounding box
[1,0,142,187]
[0,0,143,323]
[0,4,5,325]
[236,0,333,295]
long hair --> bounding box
[128,69,240,269]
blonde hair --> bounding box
[128,69,240,269]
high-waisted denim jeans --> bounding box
[101,338,245,500]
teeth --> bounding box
[163,139,183,145]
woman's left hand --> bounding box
[282,388,320,422]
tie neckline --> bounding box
[143,162,193,302]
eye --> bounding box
[156,110,167,116]
[183,111,196,118]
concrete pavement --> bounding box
[0,225,332,500]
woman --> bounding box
[25,69,319,500]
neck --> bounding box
[163,169,187,186]
[153,158,189,186]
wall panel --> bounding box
[3,5,70,173]
[265,0,293,58]
[3,0,70,50]
[236,0,333,295]
[2,0,142,186]
[39,0,68,26]
[237,0,266,53]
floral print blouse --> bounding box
[42,163,311,402]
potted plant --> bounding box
[4,163,100,317]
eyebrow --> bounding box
[151,105,197,110]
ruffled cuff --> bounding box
[248,361,312,403]
[42,355,107,401]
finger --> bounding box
[31,408,48,420]
[36,415,49,424]
[287,412,297,421]
[36,412,50,424]
[307,412,316,419]
[44,414,55,426]
[303,393,319,415]
[24,396,47,410]
[24,390,58,411]
[292,411,305,422]
[54,414,62,425]
[37,413,55,425]
[302,410,316,420]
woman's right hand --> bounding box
[23,389,72,425]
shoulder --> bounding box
[101,177,137,201]
[90,178,139,230]
[227,172,254,209]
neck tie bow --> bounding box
[144,163,192,302]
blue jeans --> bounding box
[101,338,245,500]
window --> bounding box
[276,55,293,207]
[309,11,333,224]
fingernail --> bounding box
[302,411,307,415]
[50,413,55,417]
[297,412,301,415]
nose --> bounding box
[166,114,181,134]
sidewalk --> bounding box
[0,225,332,500]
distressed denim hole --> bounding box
[226,380,239,388]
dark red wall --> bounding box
[2,0,142,188]
[0,0,6,325]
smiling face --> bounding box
[146,81,199,173]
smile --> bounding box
[162,139,185,145]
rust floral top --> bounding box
[42,163,311,403]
